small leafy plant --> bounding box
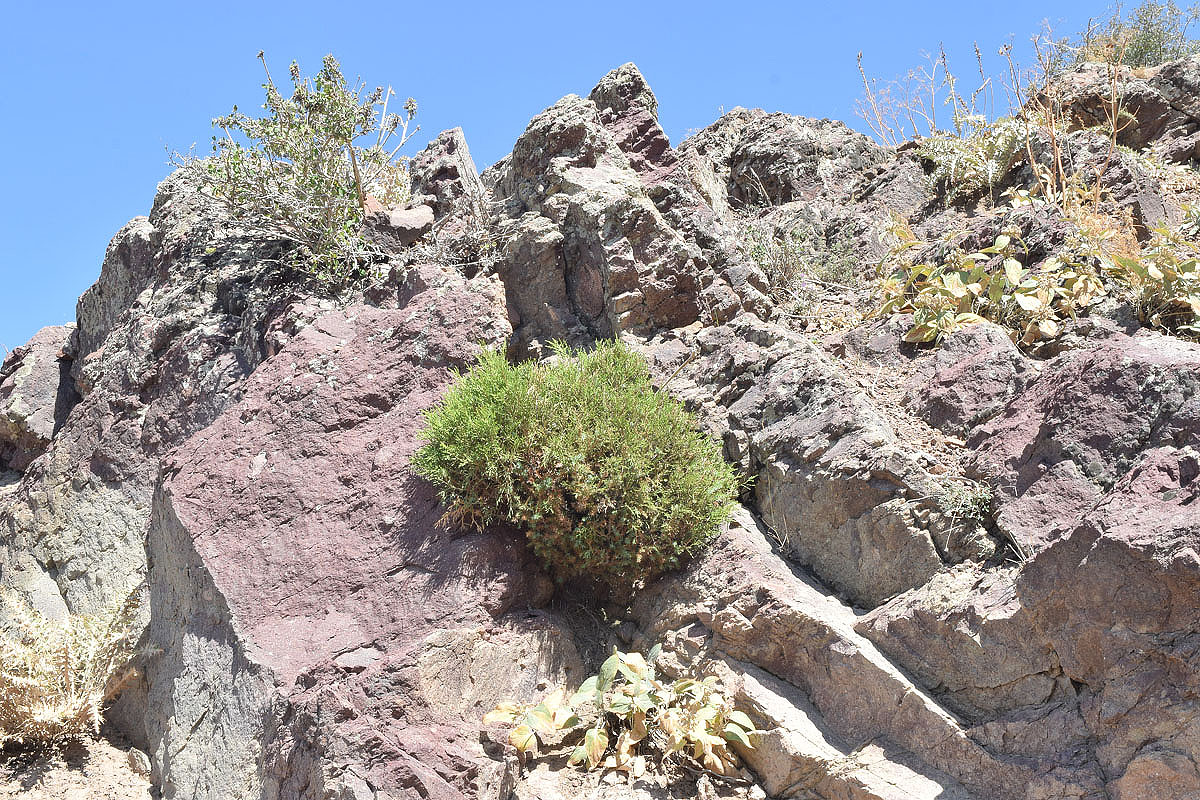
[180,52,418,287]
[738,221,865,328]
[484,647,761,777]
[875,198,1200,345]
[877,225,1103,344]
[917,116,1023,204]
[1107,221,1200,335]
[0,587,142,747]
[413,341,739,590]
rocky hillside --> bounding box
[2,59,1199,800]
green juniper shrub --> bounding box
[413,341,739,590]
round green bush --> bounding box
[413,340,739,589]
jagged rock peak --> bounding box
[588,61,659,120]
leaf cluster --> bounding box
[0,587,142,747]
[484,647,761,777]
[1107,219,1200,335]
[877,192,1200,345]
[878,228,1103,344]
[917,116,1024,203]
[180,53,418,287]
[413,341,739,590]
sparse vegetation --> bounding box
[857,4,1200,344]
[935,480,994,537]
[178,52,418,287]
[413,341,739,590]
[484,647,761,777]
[876,198,1200,344]
[877,220,1107,344]
[917,116,1024,204]
[1076,1,1200,67]
[739,220,865,325]
[856,45,999,147]
[0,588,142,747]
[1109,215,1200,334]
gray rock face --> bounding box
[409,127,488,225]
[491,65,770,356]
[636,315,997,608]
[1014,447,1200,799]
[856,566,1070,720]
[630,507,1102,799]
[2,172,312,623]
[0,325,77,471]
[678,108,888,210]
[71,217,156,386]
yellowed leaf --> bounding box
[942,273,969,298]
[621,652,648,676]
[630,711,647,743]
[483,702,523,726]
[584,727,608,769]
[703,749,726,774]
[509,724,538,755]
[1014,292,1043,312]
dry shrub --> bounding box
[0,586,142,747]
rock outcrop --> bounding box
[3,59,1200,800]
[0,324,77,472]
[145,263,582,799]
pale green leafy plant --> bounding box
[876,199,1200,344]
[484,647,762,778]
[917,116,1024,204]
[180,52,418,287]
[877,224,1104,344]
[1105,218,1200,335]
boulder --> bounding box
[902,322,1033,439]
[969,330,1200,552]
[0,324,77,471]
[1016,444,1200,798]
[2,171,308,621]
[639,314,997,608]
[491,64,770,356]
[389,204,434,239]
[856,565,1071,721]
[1057,56,1200,162]
[409,127,488,226]
[144,262,588,800]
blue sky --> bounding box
[0,0,1112,353]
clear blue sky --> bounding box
[0,0,1110,353]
